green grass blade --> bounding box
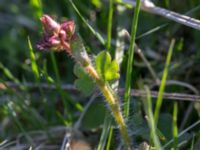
[190,135,195,150]
[124,0,141,117]
[173,102,178,150]
[105,1,114,147]
[6,103,33,145]
[154,39,175,125]
[106,126,113,150]
[143,86,162,149]
[97,114,112,150]
[0,63,20,84]
[29,0,42,18]
[68,0,105,45]
[28,38,55,121]
[163,119,200,149]
[50,52,83,119]
[42,59,55,84]
[107,0,114,52]
[50,52,71,121]
[136,24,168,39]
[28,37,40,81]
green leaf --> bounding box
[74,64,95,96]
[95,51,120,81]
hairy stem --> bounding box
[85,64,132,149]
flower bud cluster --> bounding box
[37,15,75,52]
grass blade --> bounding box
[190,134,195,150]
[173,101,178,150]
[163,119,200,149]
[107,0,114,52]
[124,0,141,117]
[154,39,175,125]
[68,0,105,45]
[143,86,162,149]
[97,114,112,150]
[105,1,114,148]
[29,0,42,18]
[28,37,40,81]
[106,126,113,150]
[0,63,20,85]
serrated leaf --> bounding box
[73,64,95,96]
[95,51,120,81]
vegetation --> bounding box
[1,0,200,149]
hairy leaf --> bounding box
[74,64,95,96]
[95,51,120,81]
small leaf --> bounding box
[95,51,120,81]
[73,64,95,96]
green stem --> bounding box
[124,0,141,117]
[107,0,114,52]
[84,64,131,149]
[50,52,71,121]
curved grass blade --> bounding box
[68,0,105,45]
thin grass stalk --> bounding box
[107,0,113,52]
[154,39,175,125]
[173,101,178,150]
[69,0,105,45]
[124,0,141,117]
[163,120,200,149]
[50,52,71,122]
[143,86,162,149]
[7,104,33,145]
[106,126,113,150]
[105,1,114,148]
[190,135,195,150]
[97,113,112,150]
[29,0,42,18]
[28,37,40,80]
[28,37,52,118]
[50,53,83,114]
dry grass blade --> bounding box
[123,0,200,30]
[1,82,200,102]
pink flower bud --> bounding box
[41,15,60,34]
[37,15,76,53]
[61,20,75,39]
